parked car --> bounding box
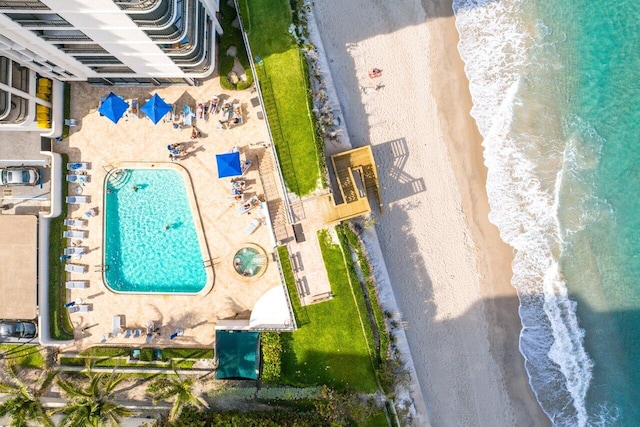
[0,166,40,186]
[0,321,37,339]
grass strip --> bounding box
[0,344,45,368]
[279,230,378,392]
[238,0,321,195]
[49,153,73,340]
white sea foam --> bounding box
[453,0,596,424]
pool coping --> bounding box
[101,162,214,296]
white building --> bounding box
[0,0,222,137]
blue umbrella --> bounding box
[141,93,172,125]
[98,92,129,124]
[216,152,242,178]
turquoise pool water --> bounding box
[104,168,207,293]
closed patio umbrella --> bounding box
[98,92,129,124]
[141,93,172,125]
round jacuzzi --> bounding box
[232,244,267,278]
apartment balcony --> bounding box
[0,1,49,11]
[4,13,72,29]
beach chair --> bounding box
[67,162,89,171]
[64,119,77,127]
[133,329,142,338]
[220,100,232,122]
[65,263,88,274]
[123,329,132,338]
[130,99,139,118]
[66,174,89,183]
[63,230,87,239]
[113,315,124,336]
[237,195,261,215]
[64,218,87,227]
[68,305,90,313]
[196,102,205,120]
[245,219,261,235]
[241,159,253,176]
[66,196,89,204]
[210,95,219,114]
[163,104,173,123]
[66,281,88,289]
[183,105,193,126]
[64,247,86,256]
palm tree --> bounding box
[146,369,208,422]
[53,365,132,427]
[0,363,56,427]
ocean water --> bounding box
[453,0,640,425]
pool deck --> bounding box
[60,77,291,351]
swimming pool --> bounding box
[103,167,208,293]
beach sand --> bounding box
[311,0,549,425]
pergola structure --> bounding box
[323,146,382,223]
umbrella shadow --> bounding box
[173,91,198,109]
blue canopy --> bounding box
[216,152,242,178]
[141,93,172,125]
[98,92,129,124]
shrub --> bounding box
[140,348,154,362]
[261,332,282,385]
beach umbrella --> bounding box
[98,92,129,124]
[215,152,242,178]
[140,93,172,125]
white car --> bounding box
[0,166,40,186]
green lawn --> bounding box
[279,231,378,392]
[0,344,45,368]
[238,0,322,195]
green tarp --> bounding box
[215,330,260,380]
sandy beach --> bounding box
[311,0,549,425]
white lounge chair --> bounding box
[183,105,193,126]
[220,100,232,122]
[65,264,88,273]
[68,305,90,313]
[64,218,87,228]
[123,329,132,338]
[66,196,89,204]
[245,219,261,235]
[66,174,89,183]
[210,96,219,114]
[63,230,87,239]
[196,101,205,120]
[66,281,88,289]
[237,195,261,215]
[241,159,253,176]
[64,247,86,256]
[129,99,139,118]
[67,162,89,171]
[113,315,124,336]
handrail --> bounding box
[234,0,295,227]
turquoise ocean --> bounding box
[453,0,640,425]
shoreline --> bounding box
[311,0,549,425]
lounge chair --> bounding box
[183,105,193,126]
[163,104,173,123]
[64,218,87,227]
[210,95,219,114]
[237,195,261,215]
[68,305,90,313]
[66,174,89,183]
[67,162,89,171]
[63,230,87,239]
[220,100,232,122]
[241,159,253,176]
[66,281,88,289]
[133,329,142,338]
[129,99,139,118]
[113,315,124,336]
[64,119,77,127]
[64,247,87,256]
[65,263,88,273]
[123,329,132,338]
[196,101,205,120]
[245,219,261,235]
[66,196,89,204]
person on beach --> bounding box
[191,126,200,139]
[368,68,382,78]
